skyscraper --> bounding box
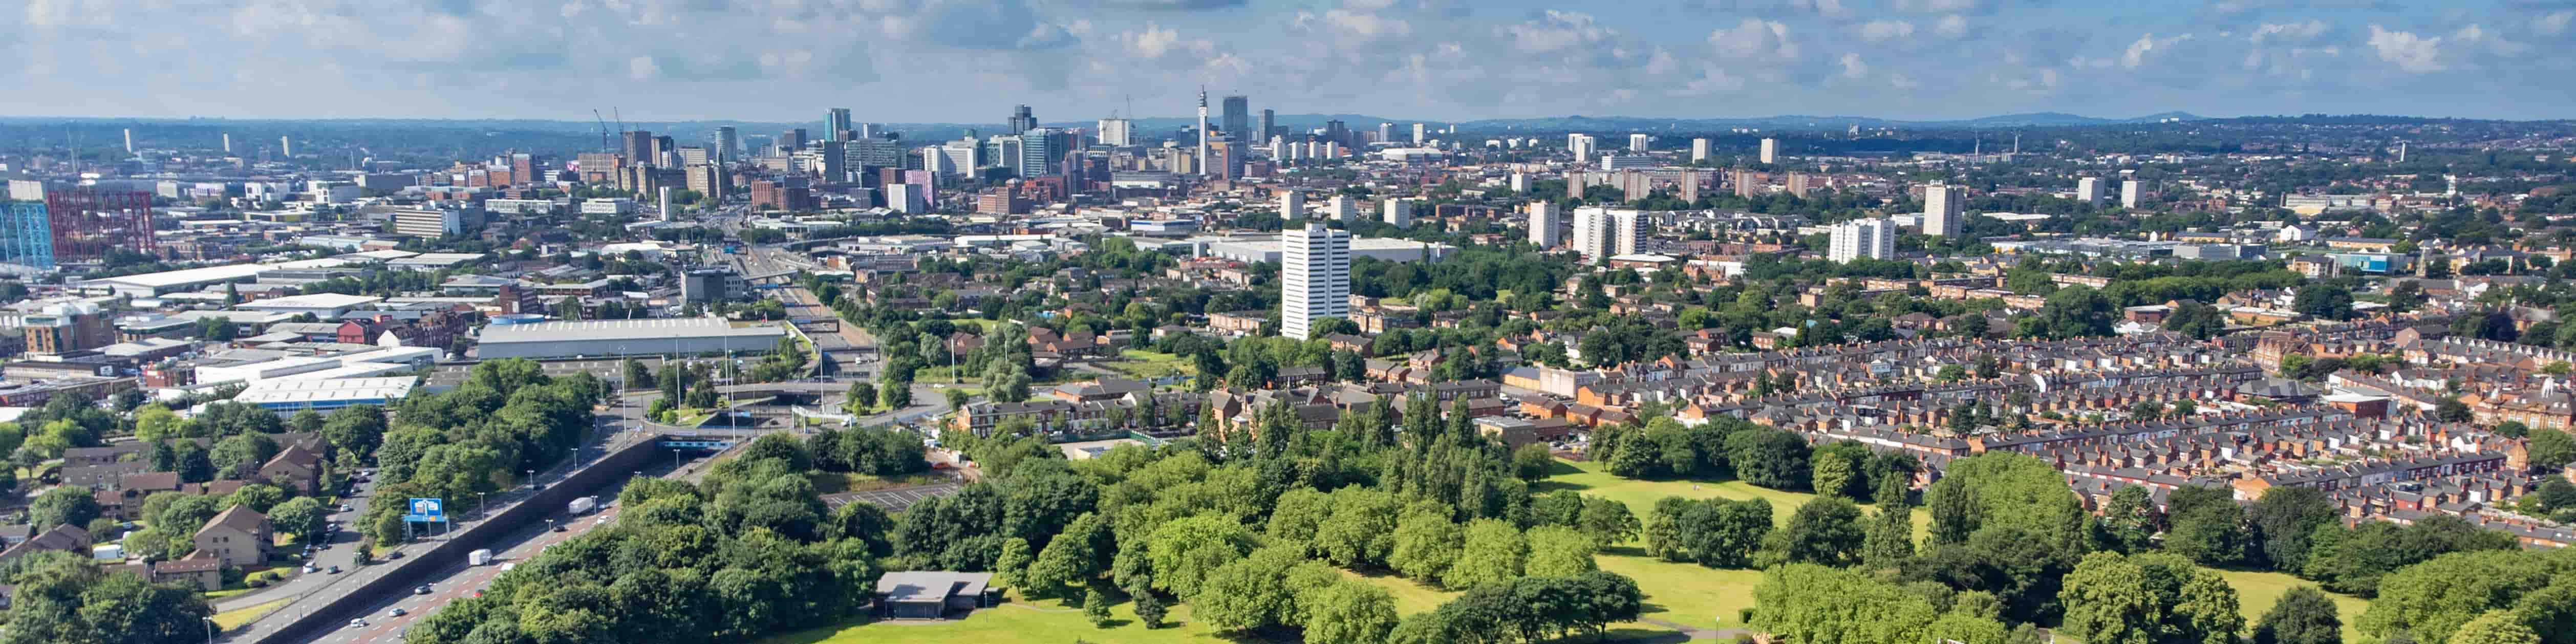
[1018,127,1061,178]
[827,108,853,141]
[715,126,740,163]
[281,136,293,157]
[2121,179,2143,209]
[1411,123,1427,145]
[1097,118,1133,147]
[624,131,655,166]
[222,133,231,153]
[1377,123,1392,143]
[1527,202,1563,249]
[1325,195,1358,222]
[1691,138,1710,163]
[1257,109,1275,144]
[1628,133,1650,152]
[1221,95,1249,141]
[1924,183,1965,237]
[1382,198,1414,227]
[2076,177,2105,205]
[1282,222,1351,340]
[1759,138,1778,164]
[1569,135,1596,161]
[1278,190,1305,219]
[1572,207,1644,265]
[1007,105,1037,135]
[1829,218,1895,262]
[1195,90,1212,178]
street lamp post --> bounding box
[203,616,214,644]
[478,491,487,519]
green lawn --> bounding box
[1341,569,1457,614]
[755,589,1226,644]
[2216,569,2367,641]
[1537,457,1930,532]
[1103,350,1196,380]
[212,598,291,631]
[1600,552,1766,632]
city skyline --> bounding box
[4,1,2570,122]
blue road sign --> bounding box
[403,498,445,522]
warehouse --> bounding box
[232,377,418,415]
[475,317,789,360]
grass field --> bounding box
[1536,458,1931,533]
[754,589,1228,644]
[1103,350,1197,380]
[2216,569,2368,641]
[212,598,292,631]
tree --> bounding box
[2095,485,2163,554]
[1523,525,1598,577]
[321,405,388,465]
[1765,496,1864,566]
[209,433,280,481]
[270,496,328,546]
[1442,519,1525,590]
[2249,486,2335,572]
[30,486,99,529]
[2252,586,2342,644]
[132,405,182,444]
[2450,610,2542,644]
[2529,429,2576,470]
[2166,485,2248,566]
[994,538,1033,588]
[1145,514,1255,598]
[1863,504,1916,568]
[1314,488,1402,568]
[1752,563,1954,643]
[1305,582,1399,643]
[1083,588,1112,628]
[1811,454,1855,499]
[1389,508,1464,583]
[845,381,875,414]
[1511,444,1554,481]
[2058,551,2244,644]
[878,379,912,409]
[2359,548,2563,641]
[1132,589,1168,629]
[226,484,287,513]
[1724,429,1811,490]
[1576,497,1640,547]
[2292,284,2355,320]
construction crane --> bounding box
[592,110,609,152]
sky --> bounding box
[4,0,2570,124]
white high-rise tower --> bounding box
[1829,218,1895,262]
[1279,190,1305,219]
[1282,222,1350,340]
[2076,177,2105,205]
[1924,183,1965,237]
[1527,202,1564,249]
[1195,88,1211,178]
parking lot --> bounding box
[820,481,963,513]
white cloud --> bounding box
[1788,0,1853,18]
[2540,11,2574,37]
[1892,0,1977,13]
[1295,8,1412,41]
[1856,20,1914,44]
[2367,25,2446,73]
[1117,22,1212,58]
[1934,15,1968,38]
[1502,10,1615,55]
[2251,20,2327,44]
[1709,18,1797,61]
[625,55,659,80]
[1838,52,1868,79]
[2120,33,2194,69]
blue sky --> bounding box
[3,0,2568,123]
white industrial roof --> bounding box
[479,317,787,345]
[83,263,267,288]
[236,293,383,310]
[232,377,417,405]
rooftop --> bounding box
[232,377,418,405]
[479,317,788,345]
[235,293,383,311]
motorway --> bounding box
[227,410,642,642]
[318,500,629,643]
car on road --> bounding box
[327,565,341,574]
[349,618,369,629]
[415,585,432,595]
[389,608,407,617]
[338,504,352,512]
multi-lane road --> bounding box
[314,503,628,643]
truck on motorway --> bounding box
[568,496,598,515]
[469,549,494,566]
